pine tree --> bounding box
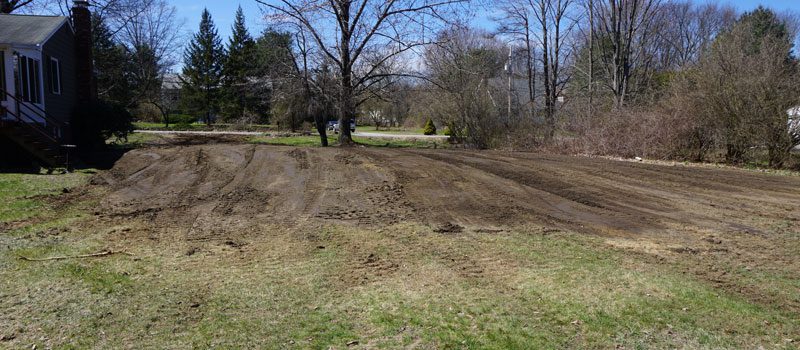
[738,6,792,56]
[130,44,161,105]
[181,9,225,125]
[221,6,258,122]
[254,28,296,124]
[92,14,133,106]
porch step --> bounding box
[0,123,72,168]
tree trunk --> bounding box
[337,0,355,146]
[338,81,355,145]
[315,113,329,147]
[540,2,553,140]
[588,0,594,119]
[524,22,535,118]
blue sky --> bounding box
[173,1,800,42]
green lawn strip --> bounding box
[249,134,445,149]
[133,121,207,130]
[0,172,93,223]
[249,135,338,147]
[133,122,277,132]
[2,194,797,348]
[0,225,360,349]
[107,132,163,149]
[494,231,797,348]
[356,126,426,135]
[343,228,799,349]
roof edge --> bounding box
[39,17,72,46]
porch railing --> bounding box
[1,88,67,144]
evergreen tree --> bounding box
[181,9,225,125]
[254,29,296,124]
[221,6,258,122]
[738,6,792,56]
[92,14,133,106]
[130,44,162,105]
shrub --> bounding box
[423,118,437,135]
[168,114,197,126]
[556,107,700,160]
[134,103,162,122]
[72,100,134,150]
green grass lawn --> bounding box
[356,126,426,135]
[133,122,277,132]
[249,134,447,149]
[134,123,426,135]
[1,173,798,348]
[0,171,94,223]
[133,121,207,130]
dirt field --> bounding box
[99,141,800,314]
[2,137,800,348]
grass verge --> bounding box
[1,202,797,348]
[249,135,447,149]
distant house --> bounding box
[0,0,93,167]
[789,107,800,152]
[161,74,182,106]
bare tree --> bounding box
[425,27,506,148]
[592,0,662,108]
[587,0,594,118]
[117,0,183,73]
[0,0,33,13]
[652,1,735,70]
[257,0,468,145]
[117,0,182,118]
[533,0,580,138]
[680,8,800,166]
[495,1,537,115]
[16,0,158,36]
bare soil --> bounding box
[91,140,800,311]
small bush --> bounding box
[168,114,196,126]
[423,118,437,135]
[72,100,134,150]
[134,103,162,122]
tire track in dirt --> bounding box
[86,142,800,317]
[369,148,661,235]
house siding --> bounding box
[41,22,76,125]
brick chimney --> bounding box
[71,0,95,102]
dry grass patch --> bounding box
[1,172,799,349]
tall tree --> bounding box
[16,0,158,36]
[257,0,468,145]
[181,9,225,125]
[684,6,798,166]
[533,0,578,138]
[222,6,259,121]
[93,13,133,106]
[0,0,31,13]
[495,1,537,117]
[425,27,506,148]
[592,0,662,108]
[256,28,301,129]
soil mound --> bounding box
[98,144,800,241]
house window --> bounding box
[49,57,61,95]
[1,51,6,101]
[17,55,42,104]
